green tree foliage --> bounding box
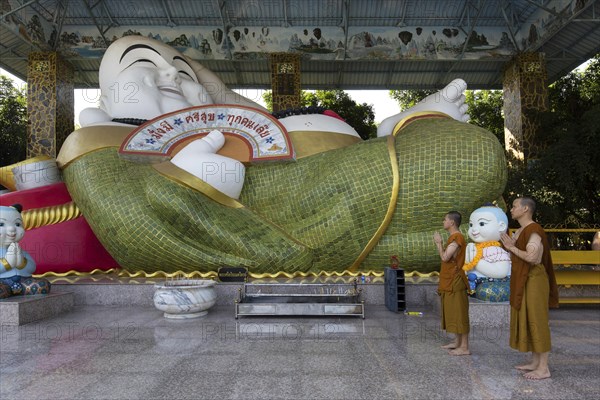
[507,55,600,228]
[388,88,435,110]
[0,75,27,167]
[464,90,504,145]
[262,90,377,140]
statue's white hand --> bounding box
[171,130,246,199]
[465,242,476,264]
[5,242,24,269]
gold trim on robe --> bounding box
[287,131,363,158]
[392,111,452,136]
[152,162,245,209]
[56,126,134,168]
[349,135,400,272]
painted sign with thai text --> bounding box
[119,105,295,163]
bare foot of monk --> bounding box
[448,348,471,356]
[441,342,458,349]
[514,363,537,371]
[524,369,551,380]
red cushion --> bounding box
[1,182,120,274]
[20,217,120,274]
[323,110,346,121]
[0,182,72,209]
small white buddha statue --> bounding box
[0,204,51,298]
[464,205,511,279]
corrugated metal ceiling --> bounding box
[0,0,598,90]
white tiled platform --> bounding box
[1,273,598,399]
[1,302,598,399]
[3,273,593,330]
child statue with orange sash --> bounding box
[463,205,511,302]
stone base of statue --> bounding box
[467,297,510,327]
[0,292,74,326]
[432,294,510,327]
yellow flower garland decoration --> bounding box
[462,241,502,271]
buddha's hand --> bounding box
[5,242,24,269]
[465,242,476,264]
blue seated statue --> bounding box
[0,204,51,298]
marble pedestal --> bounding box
[50,276,435,308]
[432,296,510,327]
[0,292,74,326]
[468,298,510,327]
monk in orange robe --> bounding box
[501,197,559,380]
[433,211,470,356]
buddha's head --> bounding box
[468,206,508,243]
[98,35,213,120]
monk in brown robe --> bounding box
[433,211,470,356]
[500,197,559,380]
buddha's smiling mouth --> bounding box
[158,86,183,97]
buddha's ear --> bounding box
[498,220,507,232]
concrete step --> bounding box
[0,292,74,326]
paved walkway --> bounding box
[1,304,599,399]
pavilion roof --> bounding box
[1,0,598,90]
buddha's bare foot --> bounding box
[523,369,551,380]
[441,342,458,349]
[448,348,471,356]
[514,363,536,371]
[376,79,469,137]
[417,78,469,122]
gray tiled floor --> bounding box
[1,304,599,399]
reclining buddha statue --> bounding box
[46,35,507,276]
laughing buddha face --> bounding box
[0,206,25,248]
[99,36,214,120]
[467,206,508,243]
